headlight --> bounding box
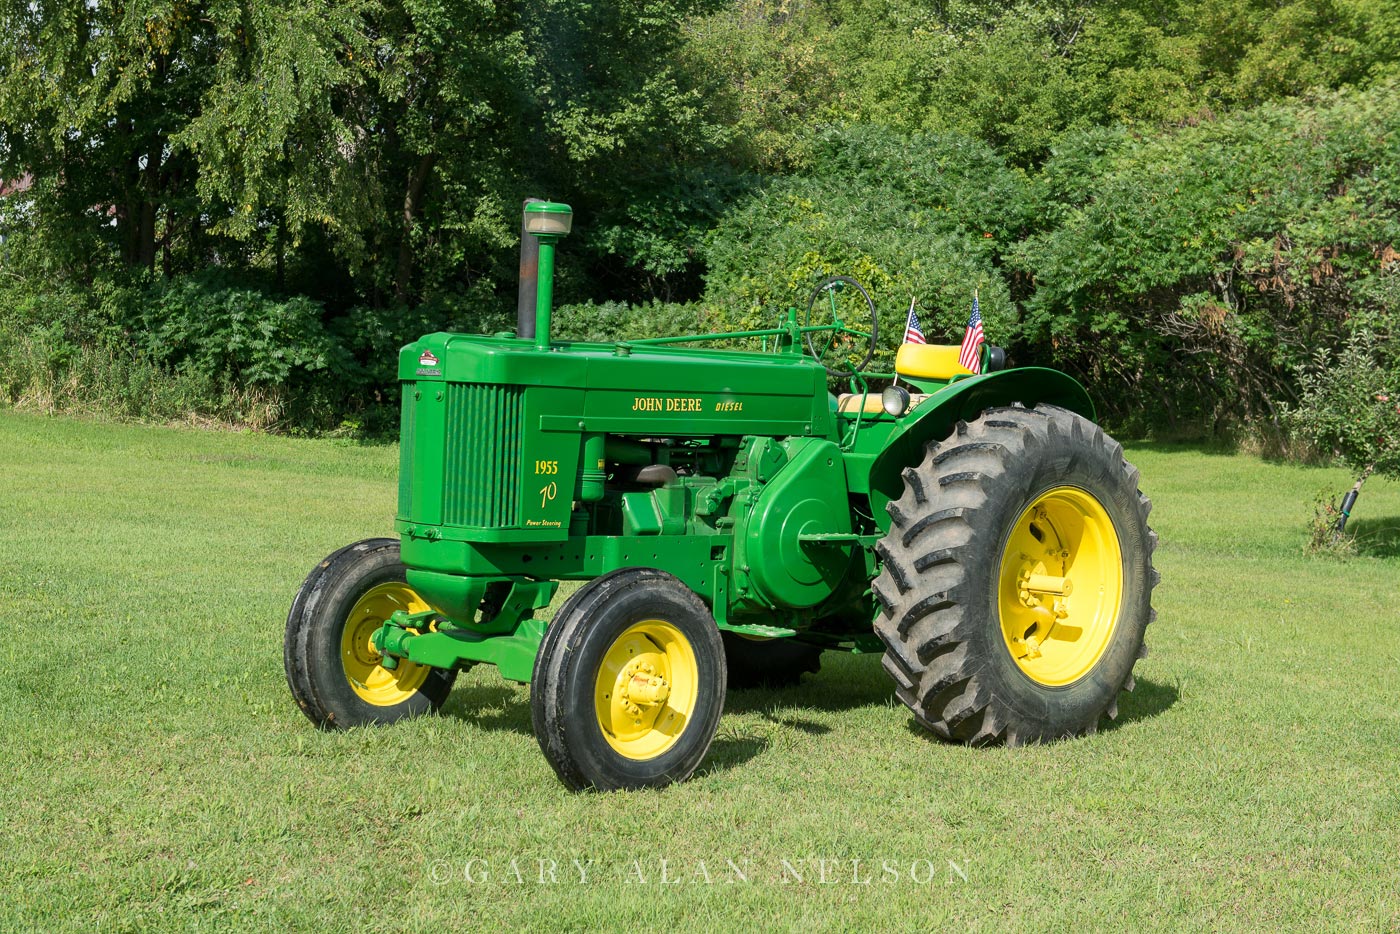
[882,385,911,417]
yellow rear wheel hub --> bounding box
[594,620,699,760]
[340,582,433,706]
[997,486,1124,686]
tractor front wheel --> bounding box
[285,538,456,728]
[873,404,1157,745]
[531,569,727,791]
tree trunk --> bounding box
[275,213,286,291]
[1335,463,1375,537]
[394,152,435,304]
[137,139,163,270]
[118,198,137,266]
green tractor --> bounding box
[285,201,1157,791]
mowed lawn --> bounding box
[1,410,1397,932]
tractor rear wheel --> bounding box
[531,568,726,791]
[720,631,822,689]
[873,404,1157,745]
[285,538,456,728]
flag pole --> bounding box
[895,294,916,388]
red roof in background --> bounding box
[1,174,34,197]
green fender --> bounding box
[863,367,1095,531]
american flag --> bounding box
[958,295,984,374]
[902,297,925,345]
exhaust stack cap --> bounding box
[524,201,573,237]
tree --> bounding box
[0,0,220,273]
[1284,328,1400,540]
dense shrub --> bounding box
[1014,83,1400,431]
[553,300,717,344]
[137,277,345,386]
[0,265,516,433]
[702,86,1400,434]
[4,68,1399,441]
[702,126,1031,372]
[0,322,282,428]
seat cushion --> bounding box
[895,343,974,380]
[836,391,928,414]
[836,393,885,414]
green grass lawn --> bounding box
[2,411,1397,931]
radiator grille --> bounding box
[442,383,524,527]
[397,383,415,519]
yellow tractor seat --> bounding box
[895,343,975,380]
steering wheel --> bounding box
[804,275,879,376]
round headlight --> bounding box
[882,385,911,417]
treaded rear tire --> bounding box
[872,404,1157,745]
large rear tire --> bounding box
[285,538,457,729]
[873,404,1157,745]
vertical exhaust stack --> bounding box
[516,198,543,340]
[521,201,573,352]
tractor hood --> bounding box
[400,332,833,439]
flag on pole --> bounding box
[958,294,984,374]
[902,297,925,345]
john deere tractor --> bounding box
[284,201,1157,791]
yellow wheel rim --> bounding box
[340,582,433,706]
[593,620,699,760]
[997,486,1124,686]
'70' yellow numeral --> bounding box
[539,481,558,509]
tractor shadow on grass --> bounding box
[440,684,775,778]
[442,654,890,741]
[1099,676,1180,733]
[721,652,892,721]
[442,685,533,735]
[441,663,1179,754]
[899,675,1180,743]
[694,736,772,778]
[441,658,890,739]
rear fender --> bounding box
[864,368,1094,531]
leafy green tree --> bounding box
[1284,328,1400,539]
[915,5,1092,166]
[680,0,842,171]
[0,0,218,272]
[172,0,537,304]
[683,0,1400,171]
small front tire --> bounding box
[531,569,727,791]
[285,538,456,729]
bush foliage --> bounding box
[2,1,1399,436]
[1284,330,1400,479]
